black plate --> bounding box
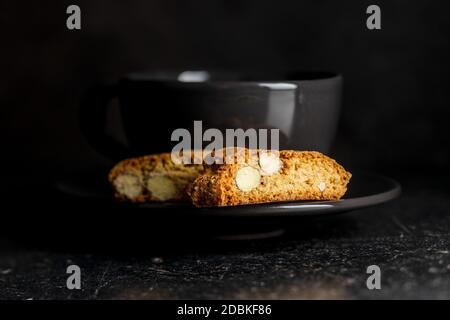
[55,169,401,218]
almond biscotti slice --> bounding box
[108,152,208,202]
[188,150,351,207]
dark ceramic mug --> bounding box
[80,70,342,161]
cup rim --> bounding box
[122,70,342,87]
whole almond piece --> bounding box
[235,166,261,192]
[259,152,282,176]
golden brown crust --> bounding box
[109,149,351,207]
[188,150,351,207]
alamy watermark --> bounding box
[366,5,381,30]
[366,265,381,290]
[66,5,381,32]
[170,120,280,165]
[66,264,81,290]
[66,5,81,30]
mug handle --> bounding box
[79,84,127,160]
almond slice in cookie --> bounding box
[235,166,261,192]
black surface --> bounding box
[1,173,449,299]
[55,169,401,217]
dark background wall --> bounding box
[1,0,449,191]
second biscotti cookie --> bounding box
[188,150,351,207]
[109,152,208,202]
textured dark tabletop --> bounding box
[1,173,449,300]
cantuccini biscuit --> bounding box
[188,149,351,207]
[108,152,208,202]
